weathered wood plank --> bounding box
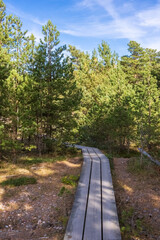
[94,148,121,240]
[138,148,160,166]
[83,147,102,240]
[74,144,88,150]
[64,148,92,240]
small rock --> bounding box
[37,219,42,225]
[42,221,53,228]
[154,208,159,212]
[26,224,32,229]
[32,224,37,230]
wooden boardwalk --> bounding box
[64,146,121,240]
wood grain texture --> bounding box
[64,146,121,240]
[83,148,102,240]
[94,148,121,240]
[64,148,92,240]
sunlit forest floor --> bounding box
[0,149,160,240]
[113,156,160,240]
[0,152,82,240]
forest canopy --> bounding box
[0,0,159,157]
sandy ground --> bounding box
[113,157,160,240]
[0,155,82,240]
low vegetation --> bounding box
[112,149,160,240]
[120,207,143,235]
[61,175,79,187]
[127,157,159,176]
[58,186,71,196]
[17,155,67,165]
[1,176,37,187]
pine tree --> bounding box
[29,20,81,154]
[0,0,6,46]
[121,41,160,151]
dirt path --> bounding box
[0,155,82,240]
[113,158,160,240]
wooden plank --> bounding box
[74,144,88,150]
[138,148,160,166]
[64,148,92,240]
[94,148,121,240]
[83,147,102,240]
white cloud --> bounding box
[95,0,118,18]
[5,0,160,51]
[61,0,160,50]
[78,0,118,18]
[61,0,144,40]
[61,18,144,39]
[137,4,160,28]
[77,0,95,8]
[30,17,46,26]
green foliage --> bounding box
[58,216,68,227]
[65,146,79,155]
[135,219,143,232]
[1,176,37,187]
[120,207,144,236]
[61,175,79,186]
[0,124,24,157]
[58,186,66,196]
[69,39,159,153]
[25,145,37,152]
[120,207,134,235]
[0,0,159,158]
[69,42,136,151]
[58,186,71,196]
[0,3,81,157]
[121,41,160,151]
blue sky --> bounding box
[5,0,160,56]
